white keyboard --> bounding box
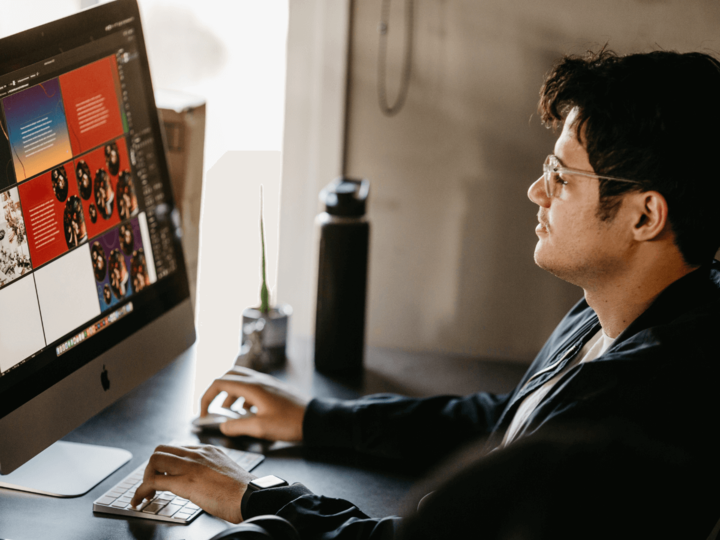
[93,447,264,524]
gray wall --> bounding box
[344,0,720,362]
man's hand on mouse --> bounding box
[200,366,310,442]
[130,444,256,523]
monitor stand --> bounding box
[0,441,132,497]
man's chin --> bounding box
[534,248,585,287]
[534,244,561,276]
[533,241,549,268]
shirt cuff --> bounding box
[244,483,314,519]
[303,397,357,449]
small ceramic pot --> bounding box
[236,304,292,371]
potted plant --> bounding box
[236,186,292,371]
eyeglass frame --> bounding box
[542,154,643,198]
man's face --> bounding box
[527,109,633,290]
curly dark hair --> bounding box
[539,48,720,266]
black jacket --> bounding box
[245,261,720,539]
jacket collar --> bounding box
[613,260,718,345]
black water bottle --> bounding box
[314,177,370,374]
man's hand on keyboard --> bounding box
[200,366,309,442]
[129,444,256,523]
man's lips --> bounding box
[536,215,549,233]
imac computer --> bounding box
[0,0,196,496]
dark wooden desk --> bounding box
[0,339,527,540]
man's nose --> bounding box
[528,176,550,208]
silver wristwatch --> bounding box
[241,475,289,518]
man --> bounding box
[131,49,720,538]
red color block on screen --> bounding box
[18,162,86,268]
[60,56,124,156]
[73,141,122,240]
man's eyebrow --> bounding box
[551,154,570,168]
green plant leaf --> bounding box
[259,185,270,314]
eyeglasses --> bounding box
[542,154,643,198]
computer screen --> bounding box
[0,0,195,485]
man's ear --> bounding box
[629,191,668,241]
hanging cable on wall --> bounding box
[377,0,414,117]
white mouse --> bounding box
[191,408,256,430]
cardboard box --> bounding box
[156,89,206,312]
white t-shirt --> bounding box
[501,329,615,448]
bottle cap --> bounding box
[319,177,370,217]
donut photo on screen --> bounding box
[119,223,134,255]
[104,141,120,176]
[76,160,92,200]
[94,169,114,220]
[63,195,87,248]
[88,203,98,223]
[51,165,69,202]
[91,241,106,282]
[108,247,128,298]
[116,171,138,220]
[131,248,150,293]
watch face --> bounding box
[252,475,286,489]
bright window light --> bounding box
[0,1,83,38]
[138,0,289,167]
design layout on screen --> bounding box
[59,56,125,156]
[0,187,32,289]
[74,135,137,240]
[18,161,87,268]
[0,209,156,374]
[0,54,155,376]
[0,56,125,184]
[92,215,153,313]
[2,78,73,182]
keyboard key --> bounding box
[133,499,152,511]
[157,504,184,517]
[95,496,117,506]
[142,501,167,514]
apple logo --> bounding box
[101,365,110,391]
